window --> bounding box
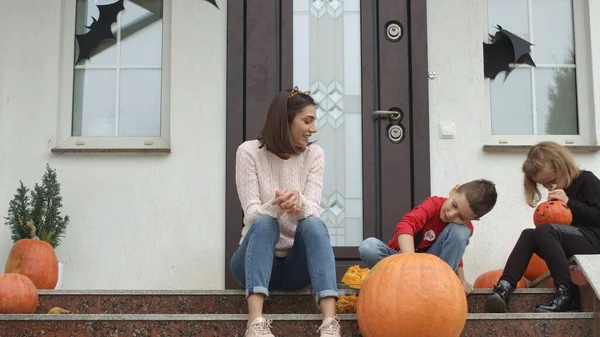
[485,0,593,146]
[56,0,171,151]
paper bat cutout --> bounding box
[483,25,536,80]
[75,0,125,65]
[75,0,219,65]
[205,0,219,9]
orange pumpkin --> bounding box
[536,269,588,288]
[0,273,39,314]
[533,201,572,226]
[524,253,549,281]
[4,221,59,289]
[473,269,527,289]
[357,253,467,337]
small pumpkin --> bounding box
[473,269,526,289]
[357,253,467,337]
[533,201,572,226]
[4,221,59,289]
[524,253,549,281]
[341,265,370,289]
[0,273,39,314]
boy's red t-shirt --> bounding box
[387,196,474,267]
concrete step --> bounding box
[0,312,594,337]
[32,287,595,315]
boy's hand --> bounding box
[397,234,415,254]
[462,281,473,295]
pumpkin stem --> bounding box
[25,221,39,241]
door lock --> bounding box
[386,22,403,42]
[387,125,404,143]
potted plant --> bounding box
[4,164,70,289]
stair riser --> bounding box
[0,319,594,337]
[463,319,595,337]
[34,290,595,315]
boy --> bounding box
[358,179,497,294]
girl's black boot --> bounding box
[535,283,580,313]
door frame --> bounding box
[224,0,430,289]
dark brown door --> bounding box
[225,0,430,288]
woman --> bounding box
[230,87,341,337]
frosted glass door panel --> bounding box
[293,0,363,246]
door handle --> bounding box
[373,110,401,121]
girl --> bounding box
[230,87,342,337]
[486,141,600,313]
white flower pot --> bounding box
[54,262,63,290]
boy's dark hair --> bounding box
[456,179,498,218]
[257,87,316,156]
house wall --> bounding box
[0,0,599,289]
[428,0,600,280]
[0,0,227,289]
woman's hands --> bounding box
[548,189,569,204]
[273,189,301,215]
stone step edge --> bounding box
[36,288,556,296]
[0,313,593,321]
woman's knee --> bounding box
[249,215,280,237]
[297,216,329,238]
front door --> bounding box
[225,0,430,288]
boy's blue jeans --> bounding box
[230,215,339,305]
[358,223,471,270]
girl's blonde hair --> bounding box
[522,141,580,207]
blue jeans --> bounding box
[230,215,339,305]
[358,223,471,270]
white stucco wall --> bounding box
[0,0,227,289]
[428,0,600,282]
[1,0,599,289]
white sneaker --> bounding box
[245,317,275,337]
[318,316,342,337]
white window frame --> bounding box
[483,0,595,146]
[55,0,172,151]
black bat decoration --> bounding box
[75,0,125,65]
[483,25,536,80]
[75,0,219,65]
[205,0,219,9]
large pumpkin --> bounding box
[4,221,59,289]
[473,269,527,289]
[524,253,549,281]
[0,273,39,313]
[533,201,572,226]
[357,253,467,337]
